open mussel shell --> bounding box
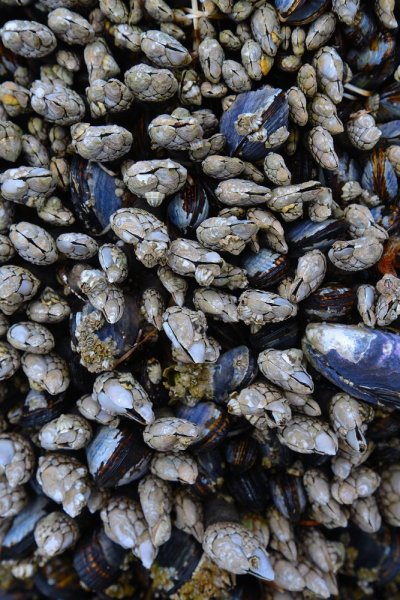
[86,422,152,487]
[347,32,399,90]
[269,472,307,521]
[35,555,89,600]
[362,148,398,203]
[249,317,300,352]
[151,527,203,597]
[70,157,132,237]
[302,284,356,322]
[220,87,289,161]
[167,179,210,236]
[286,219,348,258]
[73,527,127,592]
[303,323,400,408]
[341,524,400,587]
[241,248,290,289]
[0,497,50,560]
[175,401,230,452]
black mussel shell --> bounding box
[35,555,89,600]
[224,436,259,473]
[249,317,300,352]
[341,525,400,586]
[70,157,131,236]
[86,422,152,488]
[341,6,377,49]
[167,179,210,236]
[152,528,202,597]
[283,0,330,24]
[211,345,258,404]
[302,284,356,322]
[258,431,294,471]
[241,248,290,289]
[226,466,270,512]
[220,87,289,161]
[269,472,307,521]
[192,448,225,497]
[321,151,363,201]
[19,392,67,428]
[376,82,400,123]
[286,219,348,258]
[362,147,398,203]
[73,528,127,592]
[1,497,50,560]
[175,401,230,452]
[274,0,306,18]
[347,32,399,90]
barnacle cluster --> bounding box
[0,0,399,598]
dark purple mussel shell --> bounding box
[192,448,225,497]
[286,219,348,258]
[151,527,203,598]
[341,6,377,49]
[340,525,400,587]
[250,317,300,352]
[226,465,270,512]
[70,157,132,236]
[220,87,288,161]
[347,32,399,90]
[375,82,400,123]
[321,150,362,201]
[269,472,307,521]
[302,283,356,322]
[362,147,398,203]
[86,421,152,487]
[73,527,126,592]
[35,555,89,600]
[167,178,210,236]
[0,497,50,560]
[224,436,259,473]
[241,248,290,289]
[282,0,330,24]
[175,401,230,452]
[303,323,400,408]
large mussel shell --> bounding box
[241,248,290,289]
[302,284,356,322]
[362,147,398,203]
[167,178,210,237]
[224,436,259,473]
[303,323,400,408]
[1,497,50,560]
[70,157,132,236]
[341,525,400,587]
[220,87,289,161]
[249,317,300,352]
[269,472,307,521]
[341,7,377,49]
[226,465,270,512]
[347,32,399,90]
[86,422,152,487]
[175,401,230,452]
[35,555,89,600]
[286,219,348,258]
[151,527,202,597]
[73,527,127,592]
